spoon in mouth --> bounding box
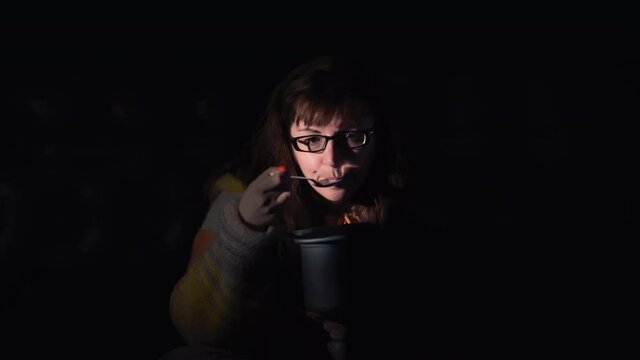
[290,175,343,187]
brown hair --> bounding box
[231,55,406,230]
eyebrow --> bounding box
[295,126,363,133]
[294,127,324,134]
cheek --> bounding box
[293,153,319,172]
[358,146,376,169]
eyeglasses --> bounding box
[289,128,375,153]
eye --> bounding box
[302,136,324,145]
[297,135,326,151]
[345,132,366,146]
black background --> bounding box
[1,10,638,358]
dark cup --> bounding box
[288,223,382,322]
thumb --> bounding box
[274,191,291,206]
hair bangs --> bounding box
[292,92,374,129]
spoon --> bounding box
[290,175,343,187]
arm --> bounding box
[169,191,278,347]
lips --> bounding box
[313,177,345,187]
[320,177,343,182]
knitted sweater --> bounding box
[169,174,331,359]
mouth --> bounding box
[290,175,346,188]
[314,177,344,187]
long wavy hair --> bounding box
[225,55,406,231]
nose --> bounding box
[321,138,344,167]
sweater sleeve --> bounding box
[169,189,280,348]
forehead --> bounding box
[292,116,373,130]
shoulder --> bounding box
[202,173,247,230]
[211,172,247,195]
[206,171,247,205]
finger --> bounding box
[268,165,289,182]
[273,191,291,206]
[264,165,287,178]
[255,166,289,192]
[323,321,347,340]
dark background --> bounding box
[1,13,638,358]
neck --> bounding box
[311,197,352,227]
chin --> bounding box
[317,188,349,203]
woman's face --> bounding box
[290,117,376,203]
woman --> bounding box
[164,55,407,360]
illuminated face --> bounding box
[290,117,376,203]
